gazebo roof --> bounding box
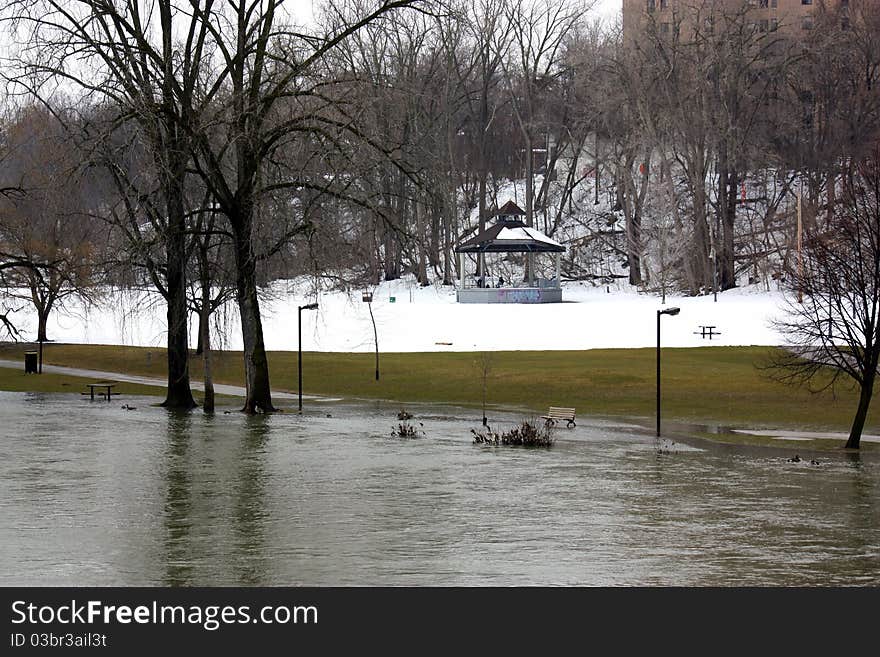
[455,220,565,253]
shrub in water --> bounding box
[472,419,554,447]
[392,415,423,437]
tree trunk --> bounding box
[372,217,382,285]
[627,210,642,286]
[36,304,50,343]
[394,171,406,279]
[195,316,204,356]
[846,371,875,449]
[383,229,398,281]
[161,184,197,410]
[524,133,534,284]
[477,68,490,279]
[428,200,441,271]
[442,182,454,286]
[381,166,399,282]
[415,200,428,285]
[690,179,712,293]
[721,166,738,290]
[632,151,651,286]
[31,282,54,343]
[717,141,738,291]
[232,212,275,414]
[826,170,836,229]
[200,272,215,414]
[477,174,487,278]
[155,1,196,411]
[616,152,645,287]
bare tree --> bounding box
[502,0,584,229]
[4,0,423,413]
[704,7,790,292]
[187,198,236,414]
[180,0,422,413]
[457,0,513,277]
[0,104,100,342]
[2,0,211,408]
[769,149,880,450]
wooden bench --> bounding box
[541,407,576,429]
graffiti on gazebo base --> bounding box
[457,287,561,304]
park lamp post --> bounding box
[362,290,379,381]
[656,307,681,437]
[298,302,319,414]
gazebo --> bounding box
[455,201,565,303]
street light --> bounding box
[656,307,680,437]
[298,302,319,414]
[362,291,379,381]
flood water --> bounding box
[1,391,878,586]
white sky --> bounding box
[594,0,622,20]
[287,0,623,27]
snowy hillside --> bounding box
[16,276,790,353]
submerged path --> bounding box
[0,358,315,401]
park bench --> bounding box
[541,406,576,429]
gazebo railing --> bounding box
[461,274,560,289]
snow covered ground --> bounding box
[9,277,791,352]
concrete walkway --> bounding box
[0,358,311,400]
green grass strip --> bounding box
[0,342,875,435]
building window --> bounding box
[801,0,812,5]
[660,0,668,9]
[841,17,850,30]
[802,17,813,30]
[647,0,655,13]
[759,19,768,32]
[771,0,777,8]
[770,18,778,31]
[660,22,669,34]
[759,0,768,8]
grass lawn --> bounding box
[1,342,877,439]
[0,363,167,398]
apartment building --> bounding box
[622,0,854,41]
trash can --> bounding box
[389,296,396,303]
[24,351,38,374]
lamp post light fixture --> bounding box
[362,291,379,381]
[656,307,681,437]
[298,302,319,414]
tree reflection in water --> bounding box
[161,411,270,585]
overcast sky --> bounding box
[289,1,622,27]
[595,0,621,20]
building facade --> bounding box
[622,0,854,40]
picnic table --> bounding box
[694,325,722,340]
[84,382,116,401]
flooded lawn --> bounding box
[1,392,878,586]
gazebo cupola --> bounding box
[494,199,527,225]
